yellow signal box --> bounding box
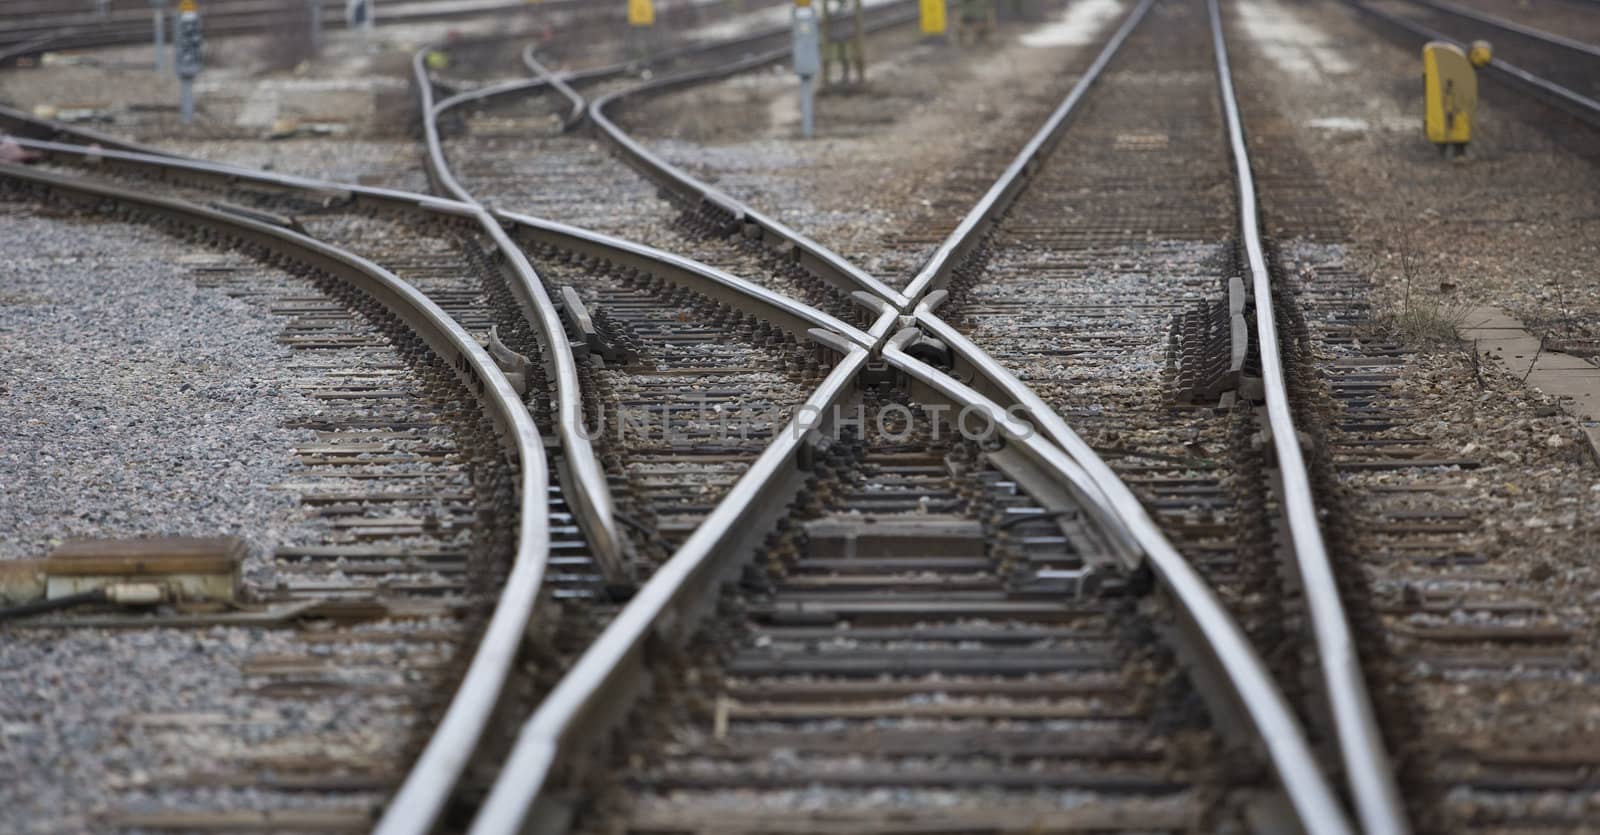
[628,0,654,26]
[920,0,946,35]
[1423,40,1491,157]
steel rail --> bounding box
[899,0,1155,303]
[414,45,478,204]
[0,130,636,834]
[6,130,633,598]
[0,0,596,62]
[583,1,920,308]
[0,158,552,835]
[0,102,174,156]
[520,48,588,131]
[1386,0,1600,59]
[1,95,888,835]
[559,0,1152,553]
[424,22,800,143]
[1209,0,1408,832]
[1346,0,1600,123]
[863,1,1367,820]
[413,45,637,597]
[846,0,1400,824]
[496,209,874,348]
[512,3,849,131]
[879,327,1357,831]
[469,333,872,835]
[459,1,1366,830]
[424,1,922,310]
[429,14,830,151]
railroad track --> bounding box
[425,0,792,92]
[1346,0,1600,127]
[0,0,596,65]
[419,0,925,331]
[1224,3,1600,832]
[411,0,1419,832]
[0,158,547,830]
[14,0,1590,828]
[3,61,865,832]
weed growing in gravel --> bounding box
[1378,230,1474,349]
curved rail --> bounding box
[4,81,880,835]
[496,209,874,347]
[0,130,629,833]
[4,126,632,596]
[0,102,173,155]
[1346,0,1600,122]
[422,0,819,147]
[878,327,1354,829]
[0,158,553,835]
[891,0,1382,826]
[899,0,1153,303]
[582,1,920,307]
[415,43,638,595]
[458,1,1363,831]
[520,47,587,130]
[888,0,1404,827]
[469,336,868,835]
[1209,0,1408,831]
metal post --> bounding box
[346,0,373,31]
[308,0,322,51]
[792,1,821,139]
[799,75,815,138]
[153,4,166,72]
[175,0,202,125]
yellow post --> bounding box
[920,0,946,35]
[628,0,654,26]
[1423,42,1475,148]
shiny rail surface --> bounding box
[0,156,554,834]
[4,2,1405,828]
[1208,0,1408,831]
[0,0,593,63]
[400,22,904,832]
[904,0,1408,827]
[1348,0,1600,123]
[906,0,1387,827]
[0,127,616,834]
[1390,0,1600,59]
[580,1,920,308]
[454,1,1364,831]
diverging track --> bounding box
[0,0,1427,828]
[426,0,1410,832]
[0,159,548,830]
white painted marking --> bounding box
[1308,116,1369,131]
[1235,0,1353,79]
[1020,0,1126,48]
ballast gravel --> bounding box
[0,205,450,832]
[0,206,312,572]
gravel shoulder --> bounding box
[0,199,460,834]
[1230,0,1600,341]
[0,205,311,572]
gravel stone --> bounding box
[0,205,312,576]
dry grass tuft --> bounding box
[1377,230,1474,349]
